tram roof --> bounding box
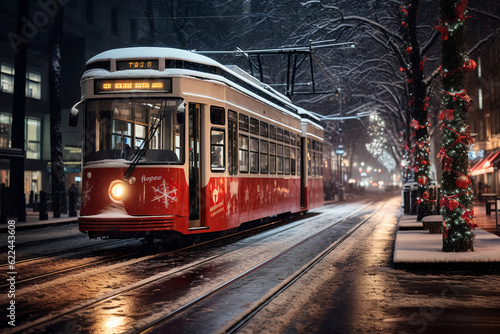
[87,47,220,67]
[297,106,324,130]
[85,47,321,125]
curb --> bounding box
[0,217,78,233]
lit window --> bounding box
[25,118,41,159]
[211,129,225,172]
[0,114,41,159]
[0,113,12,148]
[1,64,14,93]
[239,135,249,173]
[0,63,41,100]
[26,71,41,99]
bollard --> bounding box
[52,191,60,218]
[29,190,34,206]
[68,190,77,217]
[39,190,48,220]
[61,190,68,215]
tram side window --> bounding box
[260,121,268,138]
[297,141,301,176]
[211,129,225,172]
[269,125,276,140]
[250,137,259,173]
[250,118,259,135]
[297,135,302,175]
[308,151,312,176]
[239,114,249,132]
[284,146,290,175]
[239,134,249,173]
[276,127,283,142]
[284,130,290,144]
[290,147,296,175]
[260,140,268,174]
[269,142,276,174]
[277,144,283,174]
[210,106,225,125]
[228,110,238,175]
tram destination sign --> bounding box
[116,60,158,70]
[94,78,172,94]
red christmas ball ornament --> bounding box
[455,175,470,189]
[414,166,419,173]
[418,175,428,185]
[421,160,428,165]
[464,59,477,71]
[416,198,422,205]
[447,199,459,211]
[406,46,413,54]
[422,191,429,200]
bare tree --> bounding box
[49,1,65,218]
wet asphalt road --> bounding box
[249,197,500,334]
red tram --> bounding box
[70,47,323,240]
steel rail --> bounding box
[134,201,378,334]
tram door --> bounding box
[189,103,202,228]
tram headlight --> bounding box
[109,180,128,202]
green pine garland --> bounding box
[438,0,476,252]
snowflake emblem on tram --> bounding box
[151,180,178,208]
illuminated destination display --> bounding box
[116,59,158,70]
[95,78,172,94]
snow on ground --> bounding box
[234,197,500,334]
[394,229,500,263]
[231,198,401,334]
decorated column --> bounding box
[400,1,433,218]
[437,0,476,252]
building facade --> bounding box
[0,0,142,201]
[467,33,500,196]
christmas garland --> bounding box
[438,0,476,252]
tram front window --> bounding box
[84,98,185,164]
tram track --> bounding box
[224,200,386,333]
[0,239,129,268]
[0,209,324,290]
[6,200,377,334]
[132,200,385,334]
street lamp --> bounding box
[335,143,345,201]
[335,144,345,184]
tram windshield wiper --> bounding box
[124,101,166,180]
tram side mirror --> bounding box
[177,102,186,124]
[69,100,84,127]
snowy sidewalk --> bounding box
[394,205,500,270]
